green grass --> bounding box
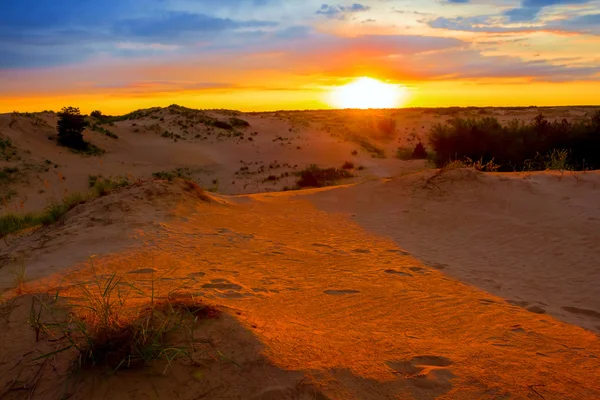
[90,123,119,139]
[0,178,131,238]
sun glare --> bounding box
[329,77,408,109]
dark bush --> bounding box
[296,165,353,188]
[90,110,103,119]
[212,120,233,130]
[428,112,600,171]
[342,161,354,169]
[229,117,250,127]
[57,107,88,150]
[412,141,427,159]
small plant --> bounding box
[412,141,428,159]
[11,261,27,294]
[152,168,193,181]
[341,161,354,170]
[296,165,353,188]
[90,123,119,139]
[0,295,16,323]
[31,260,219,373]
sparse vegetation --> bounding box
[295,165,354,188]
[229,117,250,128]
[397,142,428,160]
[0,135,17,160]
[28,261,219,372]
[0,178,132,238]
[152,168,193,181]
[429,113,600,171]
[88,175,131,196]
[90,123,119,139]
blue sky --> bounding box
[1,0,599,110]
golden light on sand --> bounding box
[328,77,408,109]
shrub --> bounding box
[296,165,353,188]
[152,168,193,181]
[342,161,354,169]
[229,117,250,128]
[57,107,88,150]
[412,141,428,159]
[212,120,233,130]
[428,112,600,171]
[90,110,103,119]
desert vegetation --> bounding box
[429,112,600,171]
[27,262,219,373]
[295,165,354,188]
[56,107,104,155]
[0,176,132,238]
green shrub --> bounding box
[428,112,600,171]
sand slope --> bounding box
[1,177,599,399]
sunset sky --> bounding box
[1,0,599,113]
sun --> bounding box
[328,77,408,109]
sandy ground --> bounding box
[0,177,599,399]
[0,106,599,399]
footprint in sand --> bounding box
[562,306,600,319]
[409,266,427,274]
[187,271,206,278]
[526,305,546,314]
[324,289,360,295]
[386,249,410,256]
[384,269,413,277]
[201,279,243,290]
[352,249,371,254]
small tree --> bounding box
[412,141,427,159]
[57,107,88,149]
[90,110,103,119]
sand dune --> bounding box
[1,107,599,399]
[1,176,599,399]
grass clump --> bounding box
[88,175,131,196]
[429,112,600,171]
[29,262,219,372]
[152,168,193,181]
[90,123,119,139]
[296,165,354,188]
[1,135,17,161]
